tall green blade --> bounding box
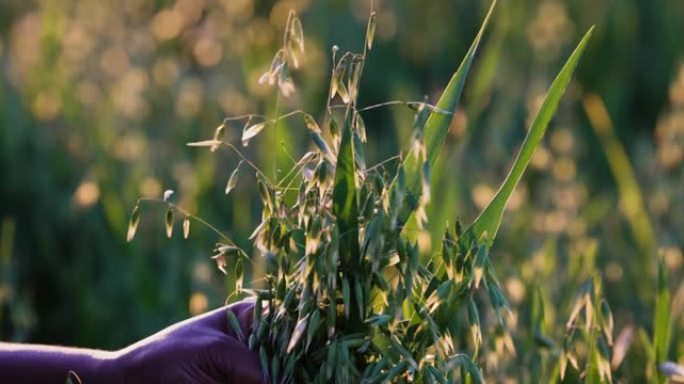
[333,110,360,266]
[464,27,594,247]
[394,0,497,228]
[583,94,657,297]
[583,94,656,257]
[654,258,671,383]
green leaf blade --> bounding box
[465,26,595,247]
[422,1,497,169]
[395,0,497,228]
[654,258,671,368]
[332,111,360,266]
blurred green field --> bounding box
[0,0,683,381]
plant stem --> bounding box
[137,198,256,267]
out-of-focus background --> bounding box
[0,0,682,378]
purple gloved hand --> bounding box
[0,301,264,384]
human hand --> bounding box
[114,301,264,384]
[0,302,262,383]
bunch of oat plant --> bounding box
[128,1,595,382]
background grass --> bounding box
[0,0,683,380]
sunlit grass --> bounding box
[0,1,683,382]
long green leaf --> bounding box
[333,110,360,266]
[394,0,497,228]
[464,26,594,246]
[654,258,671,378]
[583,93,657,293]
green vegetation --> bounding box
[2,0,684,382]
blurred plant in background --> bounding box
[0,0,683,381]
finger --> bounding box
[234,300,255,333]
[214,334,265,384]
[196,301,255,337]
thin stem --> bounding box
[357,100,453,115]
[192,111,309,187]
[273,109,306,122]
[275,162,303,190]
[217,141,274,187]
[279,140,298,166]
[276,152,319,189]
[222,113,269,123]
[273,92,282,182]
[139,198,228,243]
[138,198,258,266]
[272,10,297,184]
[280,163,310,196]
[239,110,306,129]
[367,154,401,172]
[243,110,306,133]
